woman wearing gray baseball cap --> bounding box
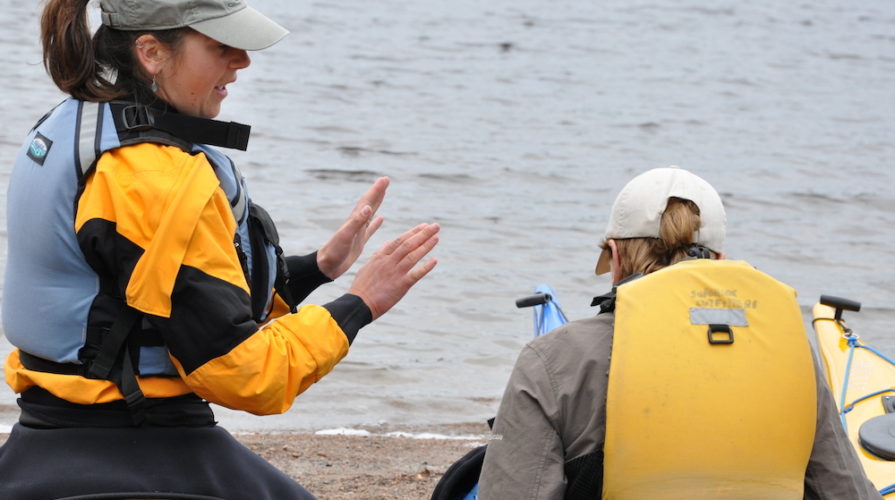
[0,1,439,498]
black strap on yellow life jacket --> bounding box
[687,246,713,259]
[590,273,642,314]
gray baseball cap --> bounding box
[100,0,288,51]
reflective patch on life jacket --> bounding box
[689,307,748,327]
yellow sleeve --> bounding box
[71,142,355,414]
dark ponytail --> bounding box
[41,0,107,100]
[40,0,188,102]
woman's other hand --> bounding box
[317,177,389,279]
[348,223,440,320]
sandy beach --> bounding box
[0,421,490,499]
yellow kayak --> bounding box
[813,296,895,496]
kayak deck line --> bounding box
[813,296,895,497]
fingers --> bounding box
[347,223,440,320]
[400,229,439,271]
[353,205,374,229]
[363,215,385,241]
[341,203,377,241]
[354,177,389,215]
[380,223,434,257]
[409,257,438,282]
[338,177,390,237]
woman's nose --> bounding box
[231,49,251,70]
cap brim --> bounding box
[190,6,288,51]
[595,248,611,275]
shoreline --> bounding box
[0,421,491,499]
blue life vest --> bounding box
[3,98,284,379]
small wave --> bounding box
[337,146,417,158]
[418,172,477,184]
[826,52,863,61]
[788,191,846,204]
[683,6,737,16]
[316,428,372,437]
[315,427,487,440]
[307,125,357,135]
[305,168,382,182]
[718,77,758,87]
[612,121,662,130]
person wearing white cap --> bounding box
[0,0,439,497]
[476,167,878,499]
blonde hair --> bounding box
[600,197,711,279]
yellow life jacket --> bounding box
[602,259,817,500]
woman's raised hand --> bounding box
[317,177,389,280]
[348,223,440,320]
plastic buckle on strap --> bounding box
[707,324,734,345]
[86,358,115,379]
[121,104,155,132]
[124,390,146,409]
[687,246,712,259]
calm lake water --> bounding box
[0,0,892,431]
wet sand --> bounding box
[0,421,490,499]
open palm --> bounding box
[317,177,389,279]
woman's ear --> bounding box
[133,34,170,78]
[608,239,623,285]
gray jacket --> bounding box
[477,312,880,500]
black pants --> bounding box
[0,423,316,500]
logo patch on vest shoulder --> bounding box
[27,132,52,166]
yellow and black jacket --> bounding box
[3,98,370,421]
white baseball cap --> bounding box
[595,166,726,275]
[100,0,289,51]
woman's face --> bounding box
[155,31,251,118]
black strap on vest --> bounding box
[248,203,297,313]
[590,273,642,314]
[86,306,147,425]
[19,351,89,377]
[20,306,149,426]
[686,245,712,260]
[111,101,252,151]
